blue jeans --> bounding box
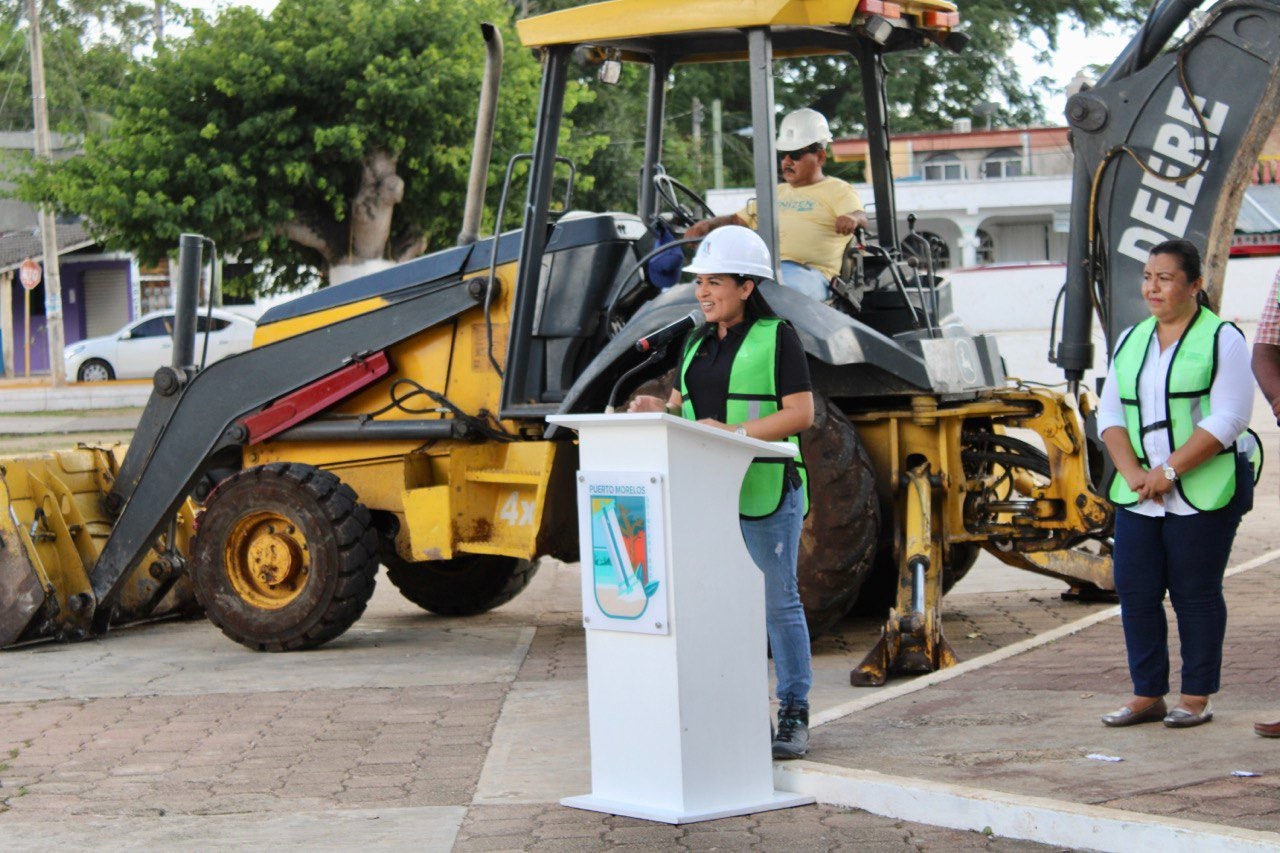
[740,483,811,709]
[779,261,830,301]
[1112,476,1249,696]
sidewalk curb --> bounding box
[775,761,1280,853]
[0,383,152,413]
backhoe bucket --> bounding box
[0,446,198,648]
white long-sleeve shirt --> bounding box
[1097,322,1253,516]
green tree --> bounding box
[0,1,180,135]
[793,0,1147,136]
[20,0,604,290]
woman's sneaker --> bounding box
[772,705,809,759]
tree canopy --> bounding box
[0,1,182,135]
[19,0,604,290]
[13,0,1140,291]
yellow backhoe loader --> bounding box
[6,0,1274,685]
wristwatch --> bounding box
[1162,463,1178,481]
[735,425,748,437]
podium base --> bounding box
[560,791,815,825]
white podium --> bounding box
[546,412,815,824]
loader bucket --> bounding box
[0,445,198,648]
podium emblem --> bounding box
[577,472,669,634]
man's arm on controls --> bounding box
[834,210,869,236]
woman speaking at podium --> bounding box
[628,225,816,759]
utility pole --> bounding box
[27,0,66,385]
[692,96,704,183]
[711,99,724,189]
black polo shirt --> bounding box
[682,318,812,422]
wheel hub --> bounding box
[225,512,309,609]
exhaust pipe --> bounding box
[173,234,204,372]
[456,22,504,247]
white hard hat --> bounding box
[684,225,774,280]
[776,108,832,150]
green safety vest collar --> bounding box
[678,317,809,518]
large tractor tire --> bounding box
[190,462,380,651]
[797,394,881,636]
[382,553,539,616]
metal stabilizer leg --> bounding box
[851,463,957,686]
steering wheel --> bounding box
[653,173,715,228]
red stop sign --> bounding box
[18,259,41,291]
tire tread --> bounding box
[192,462,378,652]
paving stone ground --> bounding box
[0,554,1094,850]
[813,463,1280,838]
[1,417,1278,850]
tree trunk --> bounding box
[281,147,407,283]
[341,147,403,267]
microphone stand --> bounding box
[604,346,669,414]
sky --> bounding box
[1010,20,1140,125]
[175,2,1140,127]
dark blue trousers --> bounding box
[1112,497,1245,697]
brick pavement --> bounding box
[0,561,1084,850]
[1,461,1275,849]
[812,560,1280,836]
[453,803,1055,851]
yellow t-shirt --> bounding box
[737,178,864,280]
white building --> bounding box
[708,124,1280,270]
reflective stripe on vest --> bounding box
[1107,306,1237,511]
[678,317,809,518]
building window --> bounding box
[140,279,172,313]
[976,229,995,264]
[982,148,1024,179]
[922,153,963,181]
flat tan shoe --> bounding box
[1163,702,1213,728]
[1101,698,1167,727]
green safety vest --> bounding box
[679,317,810,518]
[1107,307,1238,511]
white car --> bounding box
[64,308,257,382]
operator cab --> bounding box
[506,0,975,417]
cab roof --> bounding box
[517,0,962,61]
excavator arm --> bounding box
[1057,0,1280,380]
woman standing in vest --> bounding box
[1098,239,1254,729]
[628,225,816,758]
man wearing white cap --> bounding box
[685,108,869,301]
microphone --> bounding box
[634,309,704,354]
